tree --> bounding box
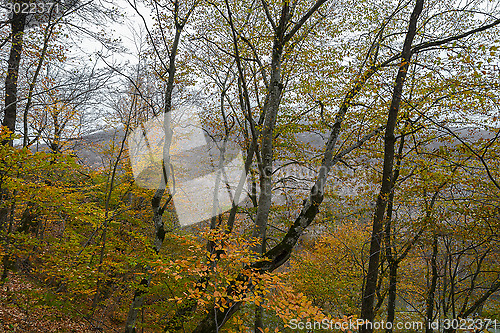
[2,1,26,146]
[360,2,424,330]
[122,0,199,331]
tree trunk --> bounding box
[254,232,266,332]
[425,234,439,333]
[254,304,264,332]
[23,18,55,147]
[386,263,398,331]
[123,2,185,326]
[359,1,424,332]
[3,10,27,145]
[384,132,405,333]
[251,3,288,254]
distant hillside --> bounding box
[31,124,498,185]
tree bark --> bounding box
[384,130,405,333]
[425,234,439,333]
[359,1,424,332]
[3,9,27,146]
[251,2,288,254]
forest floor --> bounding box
[0,271,121,333]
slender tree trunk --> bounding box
[386,262,398,330]
[92,112,132,310]
[23,19,56,147]
[124,103,173,333]
[124,12,183,331]
[384,132,405,333]
[245,5,289,330]
[251,3,288,254]
[254,233,266,332]
[3,10,27,145]
[425,234,439,333]
[254,306,264,332]
[224,0,261,234]
[359,1,424,332]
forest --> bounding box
[0,0,499,332]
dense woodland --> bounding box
[0,0,499,332]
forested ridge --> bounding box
[0,0,499,332]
